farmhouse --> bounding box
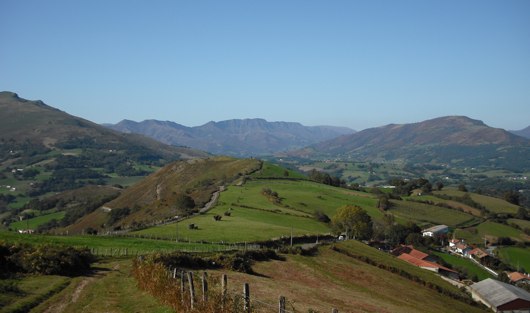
[422,224,449,237]
[397,253,459,280]
[509,272,530,284]
[470,278,530,312]
[394,245,459,280]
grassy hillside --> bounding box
[389,199,478,228]
[67,157,262,233]
[133,178,381,243]
[221,241,484,313]
[497,247,530,272]
[434,189,520,214]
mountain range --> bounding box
[105,118,355,157]
[510,126,530,139]
[289,116,530,170]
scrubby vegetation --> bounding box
[0,242,95,277]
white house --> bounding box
[422,225,449,237]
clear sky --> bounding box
[1,0,529,131]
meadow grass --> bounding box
[477,221,526,241]
[390,200,477,227]
[133,179,382,243]
[497,247,530,272]
[30,259,172,313]
[434,189,519,214]
[508,218,530,230]
[406,195,482,216]
[0,231,221,253]
[431,251,493,281]
[10,211,66,230]
[0,275,71,313]
[133,205,330,243]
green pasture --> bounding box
[434,189,519,214]
[0,231,221,253]
[10,211,65,230]
[497,247,530,272]
[431,251,493,281]
[406,195,482,216]
[508,218,530,230]
[0,275,70,313]
[389,200,477,227]
[133,205,329,243]
[133,179,384,243]
[477,221,526,242]
[253,162,307,179]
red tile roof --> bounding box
[509,272,530,283]
[469,248,489,259]
[398,253,457,273]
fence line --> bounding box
[162,266,339,313]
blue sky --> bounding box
[1,0,529,131]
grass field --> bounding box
[225,241,484,313]
[133,179,382,243]
[497,247,530,272]
[476,221,527,242]
[390,200,477,228]
[0,231,224,253]
[431,251,493,281]
[434,189,520,214]
[508,218,530,230]
[0,275,71,313]
[10,211,66,230]
[406,195,482,216]
[31,259,172,313]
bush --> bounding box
[0,242,95,277]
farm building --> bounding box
[422,224,449,237]
[470,278,530,312]
[397,253,459,280]
[509,272,530,284]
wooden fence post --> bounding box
[222,274,228,309]
[202,272,208,302]
[187,272,195,309]
[279,296,286,313]
[180,271,185,304]
[243,283,250,313]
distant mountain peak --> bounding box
[106,118,355,157]
[288,115,530,170]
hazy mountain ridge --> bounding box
[106,118,355,157]
[510,125,530,139]
[289,116,530,170]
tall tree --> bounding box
[332,205,372,240]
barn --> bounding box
[470,278,530,312]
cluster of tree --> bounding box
[107,207,131,225]
[28,168,107,196]
[174,194,196,213]
[388,178,439,196]
[0,138,50,162]
[56,137,167,165]
[307,169,346,188]
[36,192,120,232]
[0,194,16,213]
[261,187,281,204]
[331,205,373,240]
[0,242,95,277]
[313,209,331,223]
